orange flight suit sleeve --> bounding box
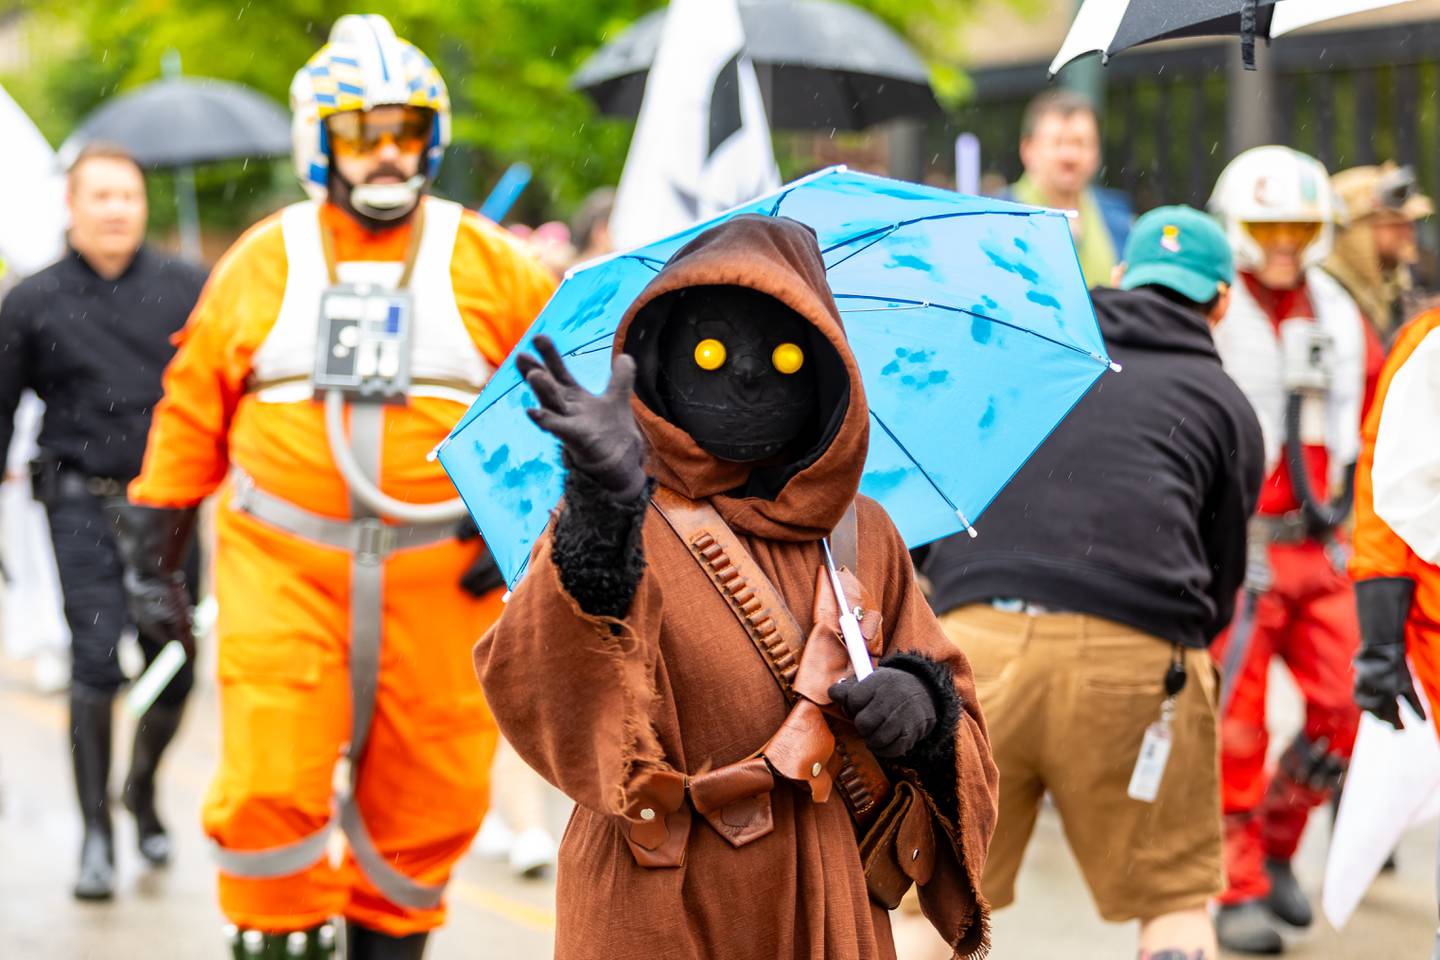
[129,215,288,508]
[1350,310,1440,582]
[450,212,557,365]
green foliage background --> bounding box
[3,0,986,232]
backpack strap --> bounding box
[831,501,859,576]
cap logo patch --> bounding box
[1160,225,1182,253]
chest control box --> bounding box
[313,283,415,403]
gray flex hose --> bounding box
[324,389,468,524]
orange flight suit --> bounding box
[1351,309,1440,728]
[130,198,554,935]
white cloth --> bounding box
[1373,327,1440,564]
[608,0,780,250]
[1,393,71,659]
[1323,698,1440,929]
[1211,268,1366,475]
[0,83,65,279]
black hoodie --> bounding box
[922,286,1265,649]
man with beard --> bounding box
[123,16,555,958]
[1325,163,1432,347]
[475,215,998,959]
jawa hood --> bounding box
[618,214,869,541]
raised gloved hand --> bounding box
[828,666,938,758]
[517,335,648,502]
[1354,576,1425,729]
[455,515,505,597]
[113,504,198,655]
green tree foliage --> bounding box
[5,0,983,227]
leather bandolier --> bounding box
[632,487,936,907]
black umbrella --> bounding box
[571,0,941,131]
[60,76,290,170]
[1050,0,1310,76]
[60,66,291,262]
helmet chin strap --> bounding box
[349,174,427,221]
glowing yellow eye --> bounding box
[693,338,727,371]
[771,342,805,375]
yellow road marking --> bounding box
[450,880,556,931]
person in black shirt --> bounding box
[0,143,206,901]
[909,207,1265,960]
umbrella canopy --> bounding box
[60,77,290,170]
[438,168,1113,587]
[572,0,941,130]
[1051,0,1290,76]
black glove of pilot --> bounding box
[113,503,198,655]
[455,515,505,597]
[1354,576,1425,729]
[516,335,648,502]
[828,666,938,758]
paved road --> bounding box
[1,652,1434,958]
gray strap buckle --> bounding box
[354,519,397,566]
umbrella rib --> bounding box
[833,294,1110,367]
[825,225,900,272]
[819,208,1051,258]
[867,410,975,535]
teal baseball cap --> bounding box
[1119,205,1234,304]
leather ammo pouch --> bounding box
[651,487,938,907]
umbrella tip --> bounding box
[427,440,448,462]
[502,590,513,603]
[1108,361,1124,374]
[955,508,978,538]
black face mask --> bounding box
[656,286,819,462]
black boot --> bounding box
[346,921,428,960]
[1217,900,1285,955]
[227,923,337,958]
[1265,857,1314,928]
[122,701,185,866]
[70,684,115,901]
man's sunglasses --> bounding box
[326,107,434,156]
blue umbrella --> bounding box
[436,167,1115,587]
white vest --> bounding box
[1212,267,1365,475]
[251,198,490,406]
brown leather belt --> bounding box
[646,488,893,851]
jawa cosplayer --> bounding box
[475,215,998,959]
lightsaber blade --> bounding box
[822,539,874,680]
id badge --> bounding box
[1126,702,1174,804]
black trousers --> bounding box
[43,492,196,707]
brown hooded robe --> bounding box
[475,216,997,959]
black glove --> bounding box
[113,503,198,655]
[828,666,938,758]
[1354,576,1425,729]
[517,335,648,502]
[455,515,505,597]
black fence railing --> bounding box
[947,19,1440,223]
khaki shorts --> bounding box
[936,604,1223,922]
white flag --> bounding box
[609,0,780,250]
[0,83,65,279]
